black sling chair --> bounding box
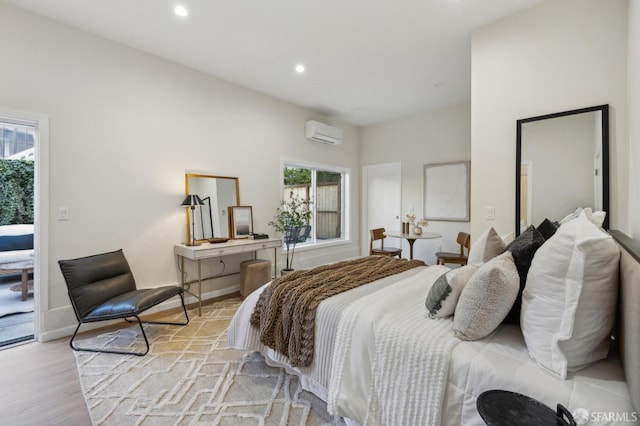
[58,249,189,356]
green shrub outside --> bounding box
[0,159,34,226]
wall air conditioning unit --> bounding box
[305,120,343,145]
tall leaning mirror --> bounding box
[185,173,240,243]
[516,104,609,235]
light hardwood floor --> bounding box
[0,338,91,425]
[0,294,238,425]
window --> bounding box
[0,122,35,160]
[282,161,350,246]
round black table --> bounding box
[476,390,576,426]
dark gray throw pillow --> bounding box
[425,265,478,318]
[503,225,545,324]
[426,273,451,316]
[537,218,559,241]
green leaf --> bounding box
[0,159,34,225]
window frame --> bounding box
[280,158,351,249]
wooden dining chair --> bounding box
[369,228,402,258]
[436,232,470,266]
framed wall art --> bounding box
[424,161,470,222]
[228,206,253,239]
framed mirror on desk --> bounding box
[184,172,240,244]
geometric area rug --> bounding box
[73,297,341,425]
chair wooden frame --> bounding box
[369,228,402,258]
[436,232,470,266]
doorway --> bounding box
[0,120,36,347]
[362,162,402,255]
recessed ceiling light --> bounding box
[174,5,188,17]
[295,64,305,74]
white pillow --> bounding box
[559,207,584,224]
[467,227,505,266]
[453,252,520,341]
[425,265,478,318]
[558,207,606,228]
[521,211,620,379]
[584,209,606,228]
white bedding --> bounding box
[227,265,428,402]
[443,325,635,426]
[327,265,457,425]
[228,263,635,426]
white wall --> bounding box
[0,3,361,340]
[629,1,640,239]
[361,103,471,265]
[471,0,629,238]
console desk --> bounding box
[174,238,280,315]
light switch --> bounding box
[57,207,69,221]
[485,206,495,220]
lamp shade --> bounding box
[181,194,204,207]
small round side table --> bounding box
[476,390,576,426]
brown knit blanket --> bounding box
[249,256,425,367]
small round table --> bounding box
[1,260,34,301]
[476,390,576,426]
[383,231,442,260]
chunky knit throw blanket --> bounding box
[249,256,425,367]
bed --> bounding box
[228,227,640,425]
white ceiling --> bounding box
[5,0,544,126]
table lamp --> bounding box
[181,194,204,246]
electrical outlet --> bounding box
[485,206,495,220]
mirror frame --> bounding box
[185,173,240,243]
[515,104,609,235]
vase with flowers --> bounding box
[413,218,429,235]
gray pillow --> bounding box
[537,218,559,241]
[453,251,520,341]
[503,225,546,324]
[467,227,505,266]
[425,265,478,318]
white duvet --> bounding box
[327,265,457,425]
[443,325,635,426]
[228,264,636,426]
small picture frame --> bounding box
[228,206,253,239]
